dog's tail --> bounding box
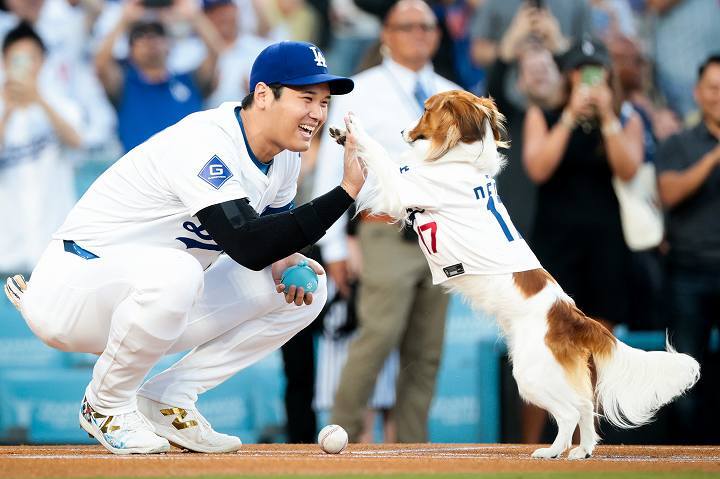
[547,300,699,429]
[593,332,700,428]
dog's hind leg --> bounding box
[567,398,597,459]
[515,365,578,459]
[531,402,579,459]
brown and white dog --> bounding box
[330,90,699,459]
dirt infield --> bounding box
[1,444,719,478]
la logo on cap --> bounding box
[309,46,327,68]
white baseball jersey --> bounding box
[54,102,300,270]
[392,141,542,284]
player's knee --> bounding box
[34,320,72,351]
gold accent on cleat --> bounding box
[160,407,198,430]
[94,413,120,433]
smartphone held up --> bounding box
[581,65,604,86]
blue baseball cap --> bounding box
[249,41,354,95]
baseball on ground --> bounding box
[318,424,348,454]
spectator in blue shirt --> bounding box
[94,0,223,152]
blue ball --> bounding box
[281,260,319,293]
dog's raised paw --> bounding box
[329,127,347,146]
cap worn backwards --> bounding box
[249,41,354,95]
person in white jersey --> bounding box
[3,40,364,455]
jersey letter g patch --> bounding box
[198,155,233,189]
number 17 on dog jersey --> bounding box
[403,165,541,284]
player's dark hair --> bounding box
[698,54,720,81]
[2,21,46,56]
[241,83,284,109]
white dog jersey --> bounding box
[54,102,300,270]
[388,141,541,284]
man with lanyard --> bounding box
[313,0,461,443]
[4,41,364,455]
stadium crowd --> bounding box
[0,0,718,446]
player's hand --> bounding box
[272,253,325,306]
[339,113,366,199]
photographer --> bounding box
[94,0,223,152]
[523,38,643,327]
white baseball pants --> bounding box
[21,240,326,416]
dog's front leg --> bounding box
[329,118,406,219]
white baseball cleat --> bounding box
[79,396,171,455]
[137,396,242,453]
[4,274,27,310]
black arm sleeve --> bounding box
[197,186,354,271]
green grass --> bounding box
[70,473,720,479]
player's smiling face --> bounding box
[270,83,330,152]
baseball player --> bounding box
[3,41,364,455]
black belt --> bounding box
[63,240,99,260]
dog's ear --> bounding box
[425,93,465,160]
[426,121,461,161]
[477,97,509,149]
